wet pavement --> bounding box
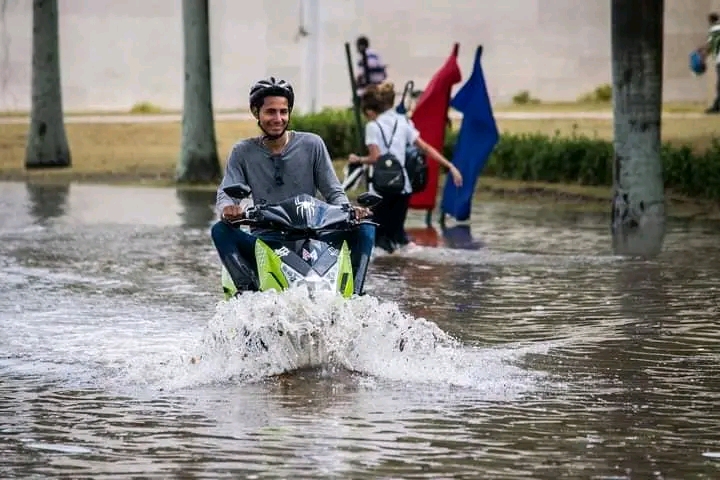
[1,181,719,479]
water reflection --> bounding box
[441,224,486,249]
[175,188,216,230]
[26,182,69,225]
[616,260,671,327]
[407,224,485,250]
[2,182,720,479]
[372,253,495,337]
[407,226,441,247]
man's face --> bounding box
[257,96,289,137]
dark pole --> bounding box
[344,42,366,157]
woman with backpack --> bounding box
[348,82,463,253]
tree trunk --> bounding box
[610,0,665,258]
[25,0,70,169]
[177,0,220,184]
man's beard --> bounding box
[259,121,288,141]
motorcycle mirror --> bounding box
[223,183,252,199]
[357,192,383,208]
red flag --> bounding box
[409,44,462,211]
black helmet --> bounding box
[249,77,295,112]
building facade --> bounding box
[0,0,717,112]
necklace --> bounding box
[264,131,290,153]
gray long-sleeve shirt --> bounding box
[216,131,349,215]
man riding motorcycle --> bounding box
[211,77,376,295]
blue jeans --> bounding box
[210,221,376,294]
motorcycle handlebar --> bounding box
[227,205,373,229]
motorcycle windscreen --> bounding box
[271,195,350,231]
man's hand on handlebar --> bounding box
[353,206,372,219]
[224,202,369,222]
[222,205,245,221]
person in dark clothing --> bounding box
[355,36,388,96]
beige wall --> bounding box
[0,0,717,112]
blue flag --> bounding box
[440,46,499,222]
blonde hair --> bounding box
[360,81,395,113]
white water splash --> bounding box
[142,289,544,398]
[0,264,546,400]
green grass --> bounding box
[493,101,706,113]
[2,115,720,219]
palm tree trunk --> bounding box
[177,0,220,184]
[25,0,70,169]
[610,0,665,257]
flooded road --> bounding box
[1,181,719,479]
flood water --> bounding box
[1,181,719,479]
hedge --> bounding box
[289,108,720,201]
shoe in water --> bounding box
[375,236,396,253]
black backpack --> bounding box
[405,143,428,193]
[371,120,406,195]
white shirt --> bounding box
[365,109,420,195]
[708,24,720,64]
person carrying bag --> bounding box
[348,82,463,253]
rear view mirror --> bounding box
[357,192,383,208]
[223,183,252,200]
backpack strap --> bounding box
[376,119,399,151]
[402,116,414,147]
